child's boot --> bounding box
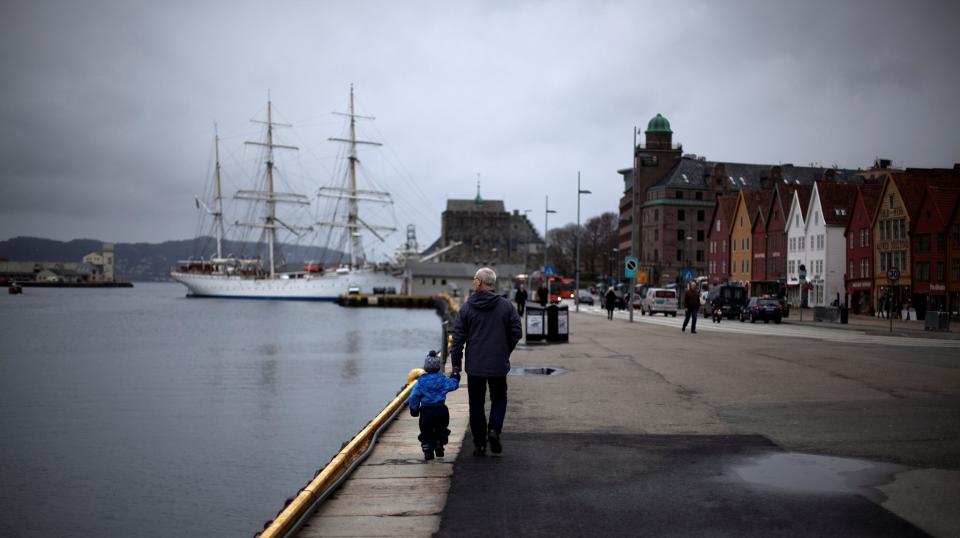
[435,444,445,458]
[421,443,435,461]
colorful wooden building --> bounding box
[844,184,882,314]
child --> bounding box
[408,350,461,460]
[712,305,723,323]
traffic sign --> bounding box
[681,267,696,282]
[544,264,557,277]
[624,257,638,279]
[886,267,900,282]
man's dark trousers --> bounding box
[418,404,451,450]
[683,308,698,333]
[467,375,507,448]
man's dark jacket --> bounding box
[451,290,522,377]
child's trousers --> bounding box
[418,404,451,450]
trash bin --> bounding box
[546,304,569,343]
[525,304,546,343]
[925,311,951,332]
[840,306,849,324]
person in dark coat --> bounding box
[536,283,548,306]
[604,287,616,320]
[681,281,700,334]
[515,284,528,316]
[450,267,522,457]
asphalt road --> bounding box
[437,310,960,537]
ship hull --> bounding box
[170,270,404,300]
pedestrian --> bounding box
[604,287,616,320]
[408,350,461,461]
[536,282,548,306]
[515,284,528,317]
[450,267,522,457]
[681,281,699,334]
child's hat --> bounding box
[423,350,442,373]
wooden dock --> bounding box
[335,294,440,309]
[295,382,468,537]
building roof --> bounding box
[816,182,860,227]
[653,156,860,190]
[746,189,774,231]
[645,113,672,133]
[889,169,960,221]
[794,185,814,220]
[859,184,883,220]
[709,193,740,236]
[925,186,960,225]
[445,199,506,213]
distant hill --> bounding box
[0,236,349,282]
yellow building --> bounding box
[729,190,754,286]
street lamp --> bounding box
[575,171,591,312]
[545,195,557,300]
[523,209,532,273]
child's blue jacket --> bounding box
[408,372,460,411]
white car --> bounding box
[640,288,679,317]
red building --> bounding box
[912,186,960,314]
[949,194,960,316]
[844,184,882,314]
[706,193,738,285]
[749,189,776,295]
[763,183,798,294]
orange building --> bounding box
[729,190,755,287]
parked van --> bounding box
[705,285,748,319]
[640,288,679,317]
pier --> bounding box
[261,308,960,537]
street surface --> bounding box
[437,308,960,537]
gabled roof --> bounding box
[708,193,739,237]
[816,182,860,227]
[749,189,775,233]
[925,186,960,225]
[843,184,883,236]
[887,169,960,222]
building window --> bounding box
[715,219,720,232]
[697,230,705,241]
[696,249,704,262]
[654,209,659,222]
[860,257,869,278]
[889,193,895,209]
[697,210,704,222]
[722,240,726,253]
[677,229,685,241]
[740,216,744,227]
[677,249,683,262]
[678,209,686,221]
[654,229,659,241]
[937,233,945,251]
[676,191,684,199]
[936,262,944,282]
[695,192,703,200]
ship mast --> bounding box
[237,99,309,277]
[322,84,395,268]
[213,124,224,260]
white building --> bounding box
[785,187,812,307]
[82,243,115,282]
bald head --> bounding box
[474,267,496,291]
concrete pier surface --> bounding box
[299,309,960,537]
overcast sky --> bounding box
[2,0,958,257]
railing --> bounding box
[255,293,460,538]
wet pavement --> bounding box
[438,433,928,537]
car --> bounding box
[739,297,783,323]
[576,289,594,305]
[640,288,679,316]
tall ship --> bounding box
[171,87,404,299]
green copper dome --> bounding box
[645,113,672,133]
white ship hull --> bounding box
[170,269,404,300]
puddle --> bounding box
[508,367,567,376]
[729,452,908,502]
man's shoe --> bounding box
[691,330,697,334]
[488,430,502,454]
[472,446,486,457]
[423,448,435,461]
[435,445,445,458]
[682,326,686,332]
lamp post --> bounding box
[545,195,557,300]
[575,171,591,312]
[523,209,532,273]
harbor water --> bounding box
[0,283,442,537]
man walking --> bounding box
[681,281,700,334]
[451,267,522,457]
[515,284,528,317]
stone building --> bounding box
[619,113,861,287]
[435,190,543,270]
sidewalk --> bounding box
[783,311,960,339]
[433,311,960,538]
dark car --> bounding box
[705,285,748,319]
[739,297,783,323]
